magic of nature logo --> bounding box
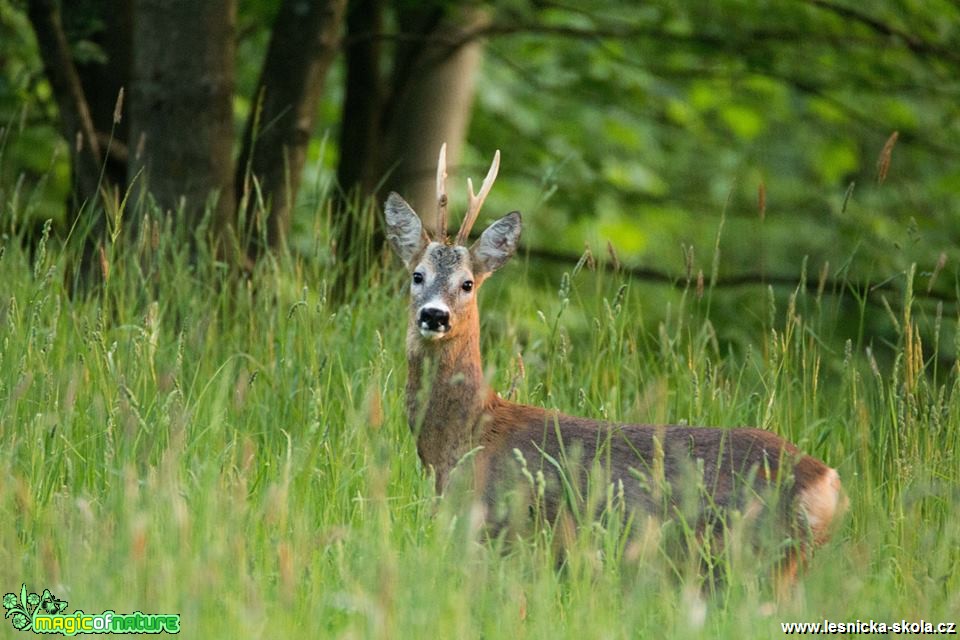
[3,584,180,635]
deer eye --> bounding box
[412,272,424,285]
[461,280,474,293]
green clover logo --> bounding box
[11,612,29,630]
[3,584,68,632]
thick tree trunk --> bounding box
[382,7,489,232]
[331,0,384,283]
[236,0,346,258]
[336,0,384,199]
[330,5,487,298]
[129,0,237,250]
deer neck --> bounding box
[405,307,491,487]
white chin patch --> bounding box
[418,325,448,339]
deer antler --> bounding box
[436,143,448,241]
[456,150,500,246]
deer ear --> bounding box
[470,211,521,276]
[385,192,429,268]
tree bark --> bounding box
[330,0,384,283]
[236,0,346,258]
[382,6,490,231]
[26,0,103,210]
[129,0,237,249]
[330,4,488,298]
[336,0,384,199]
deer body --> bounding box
[385,145,845,577]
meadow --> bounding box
[1,197,958,638]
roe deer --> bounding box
[384,144,846,587]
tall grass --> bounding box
[1,192,958,638]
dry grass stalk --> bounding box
[876,131,899,185]
[758,180,767,221]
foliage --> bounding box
[0,0,70,223]
[1,189,959,636]
[3,1,959,300]
[469,0,960,294]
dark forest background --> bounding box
[2,0,959,340]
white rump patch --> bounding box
[798,467,845,542]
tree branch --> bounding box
[26,0,103,205]
[522,244,957,307]
[802,0,960,63]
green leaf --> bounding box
[720,104,764,140]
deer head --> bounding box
[384,145,521,342]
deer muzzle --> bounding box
[418,305,450,337]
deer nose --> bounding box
[418,306,450,333]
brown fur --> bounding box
[403,293,845,572]
[384,175,846,588]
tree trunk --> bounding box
[330,5,488,298]
[129,0,237,250]
[336,0,384,199]
[330,0,384,285]
[382,7,489,233]
[236,0,346,258]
